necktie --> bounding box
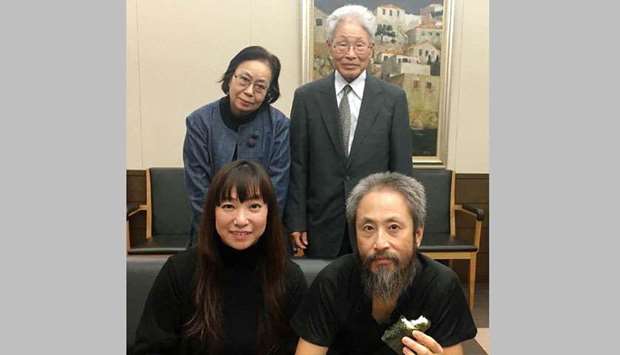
[339,85,352,156]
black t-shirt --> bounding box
[291,253,477,355]
[132,245,307,355]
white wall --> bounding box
[446,0,489,173]
[127,0,489,173]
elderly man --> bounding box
[291,172,477,355]
[285,5,413,258]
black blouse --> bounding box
[132,243,307,355]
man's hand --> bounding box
[295,338,328,355]
[290,231,308,257]
[401,330,463,355]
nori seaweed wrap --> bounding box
[381,315,431,354]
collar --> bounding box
[334,70,366,98]
[219,96,260,132]
[217,235,260,270]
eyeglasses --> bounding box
[331,41,372,55]
[233,74,269,95]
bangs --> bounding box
[216,166,263,204]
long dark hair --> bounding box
[185,160,289,353]
[219,45,281,105]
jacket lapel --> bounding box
[316,73,346,161]
[347,75,383,168]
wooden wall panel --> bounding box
[453,173,489,283]
[127,169,147,203]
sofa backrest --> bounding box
[127,255,170,351]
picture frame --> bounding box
[301,0,455,165]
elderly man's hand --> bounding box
[401,331,444,355]
[290,231,308,257]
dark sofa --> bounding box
[126,254,333,352]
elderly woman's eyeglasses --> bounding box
[233,74,269,95]
[331,41,372,55]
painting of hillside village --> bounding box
[311,0,448,158]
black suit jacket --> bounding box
[285,72,413,257]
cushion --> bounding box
[418,232,478,252]
[128,234,188,255]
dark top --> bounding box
[133,244,307,355]
[219,96,258,160]
[291,253,477,355]
[219,96,259,133]
[284,73,413,257]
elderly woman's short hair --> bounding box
[219,46,281,104]
[325,5,377,41]
[346,172,427,230]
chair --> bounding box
[412,168,484,309]
[126,202,143,254]
[128,168,192,254]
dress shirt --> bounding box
[334,70,366,154]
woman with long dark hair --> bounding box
[133,160,307,354]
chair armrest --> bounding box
[127,203,147,218]
[455,204,485,221]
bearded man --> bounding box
[291,172,476,355]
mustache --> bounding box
[363,251,400,267]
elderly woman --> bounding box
[183,46,290,245]
[133,160,307,354]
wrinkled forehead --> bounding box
[356,187,413,220]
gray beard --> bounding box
[360,251,417,303]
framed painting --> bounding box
[301,0,455,165]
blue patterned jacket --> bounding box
[183,99,290,242]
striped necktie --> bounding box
[339,84,352,156]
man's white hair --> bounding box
[325,5,377,42]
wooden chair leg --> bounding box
[468,254,477,309]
